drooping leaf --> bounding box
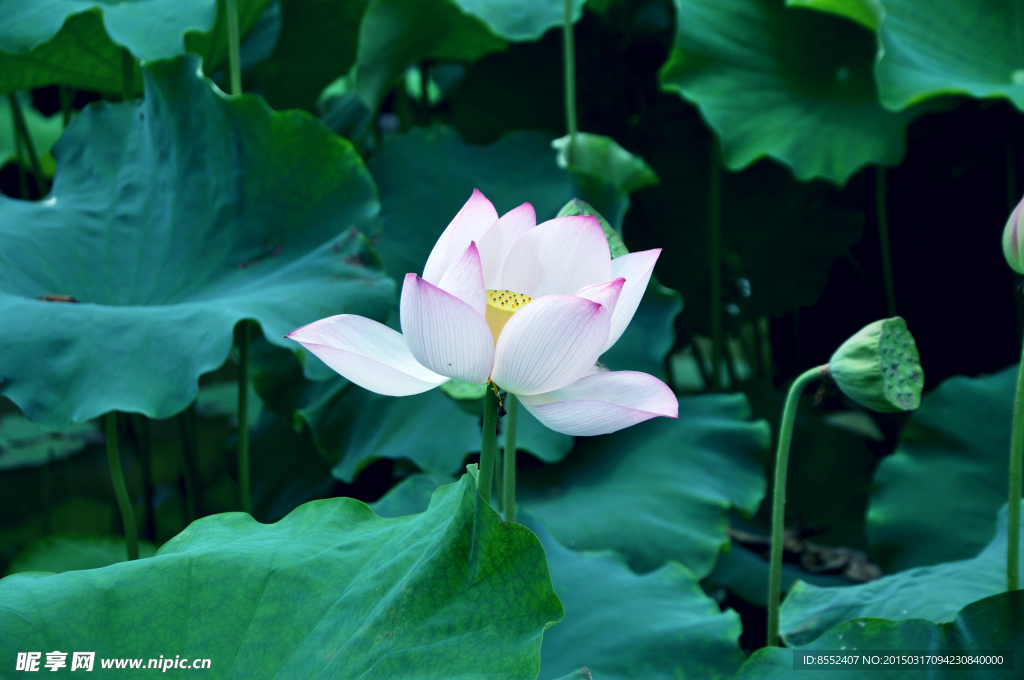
[780,502,1024,647]
[552,132,660,195]
[6,534,157,575]
[875,0,1024,112]
[0,0,273,95]
[0,414,100,471]
[456,0,585,42]
[784,0,882,30]
[252,0,367,110]
[0,475,564,677]
[373,475,748,680]
[867,366,1020,571]
[661,0,914,183]
[519,393,769,578]
[0,56,393,428]
[744,590,1024,678]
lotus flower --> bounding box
[286,190,678,436]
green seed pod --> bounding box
[829,317,923,412]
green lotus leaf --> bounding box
[6,534,157,575]
[785,0,882,30]
[519,393,769,578]
[0,475,564,677]
[781,502,1024,646]
[552,132,660,195]
[0,94,64,171]
[0,413,100,471]
[251,0,366,111]
[744,590,1024,677]
[0,0,273,95]
[373,475,747,680]
[867,366,1021,571]
[456,0,585,42]
[661,0,913,184]
[876,0,1024,112]
[0,55,393,428]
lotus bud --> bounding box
[1003,197,1024,274]
[828,317,923,412]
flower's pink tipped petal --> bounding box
[477,203,536,289]
[575,277,625,315]
[499,215,612,298]
[518,370,678,436]
[286,315,447,396]
[400,274,494,384]
[437,242,486,315]
[604,248,662,351]
[491,295,611,395]
[422,189,499,284]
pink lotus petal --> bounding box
[605,249,661,351]
[400,274,494,384]
[422,189,499,284]
[491,294,610,395]
[575,277,625,315]
[518,370,678,436]
[437,242,486,315]
[286,315,447,396]
[477,203,536,289]
[499,215,612,298]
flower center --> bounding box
[485,289,533,344]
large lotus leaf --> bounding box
[867,366,1020,571]
[0,475,564,677]
[785,0,882,30]
[0,0,273,95]
[519,393,769,578]
[252,0,367,111]
[743,590,1024,678]
[372,475,747,680]
[661,0,914,184]
[781,502,1024,646]
[0,56,393,428]
[876,0,1024,112]
[7,534,157,575]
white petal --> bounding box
[422,189,499,284]
[286,315,447,396]
[400,274,494,384]
[499,215,612,298]
[477,203,536,289]
[490,295,610,395]
[437,242,486,315]
[575,277,625,315]
[518,370,678,436]
[605,249,662,351]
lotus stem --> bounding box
[133,414,157,542]
[7,94,43,192]
[767,365,825,646]
[478,386,500,506]
[121,49,134,101]
[876,167,897,317]
[105,413,139,561]
[562,0,577,164]
[1009,346,1024,591]
[176,407,201,521]
[238,320,252,514]
[59,86,73,127]
[226,0,242,96]
[503,394,520,523]
[709,141,723,391]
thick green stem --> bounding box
[767,366,825,646]
[8,94,44,191]
[1009,347,1024,591]
[503,394,520,523]
[562,0,577,163]
[226,0,243,96]
[709,141,723,391]
[876,167,897,317]
[106,413,139,561]
[478,387,500,506]
[120,49,134,101]
[238,321,252,514]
